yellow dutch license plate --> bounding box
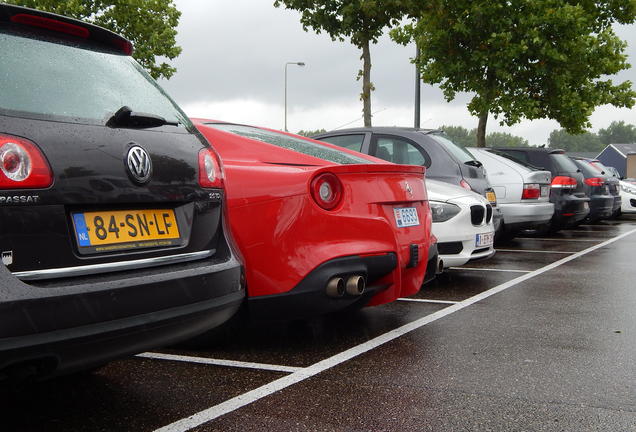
[72,209,181,254]
[486,191,497,204]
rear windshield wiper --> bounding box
[106,106,180,128]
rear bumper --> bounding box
[552,194,590,228]
[0,255,244,380]
[500,201,554,227]
[247,254,397,320]
[587,194,615,221]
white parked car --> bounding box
[619,180,636,214]
[427,179,495,268]
[468,147,555,238]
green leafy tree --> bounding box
[393,0,636,147]
[486,132,529,148]
[273,0,406,126]
[297,128,327,137]
[438,125,475,147]
[598,120,636,145]
[548,129,603,152]
[7,0,182,79]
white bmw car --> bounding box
[427,179,496,268]
[619,180,636,214]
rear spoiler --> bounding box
[0,3,133,55]
[549,149,566,154]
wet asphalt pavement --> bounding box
[3,216,636,431]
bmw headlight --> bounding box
[620,183,636,195]
[430,201,461,223]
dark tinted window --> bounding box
[572,159,599,177]
[486,149,541,170]
[551,153,579,173]
[207,124,371,165]
[1,27,189,127]
[318,134,364,152]
[373,135,430,166]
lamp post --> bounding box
[284,61,305,132]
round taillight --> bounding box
[198,148,223,188]
[310,172,343,210]
[1,142,32,182]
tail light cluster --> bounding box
[521,183,541,199]
[198,148,223,188]
[0,134,53,189]
[551,176,577,190]
[584,177,605,187]
[311,172,343,210]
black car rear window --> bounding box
[206,124,372,165]
[551,153,579,173]
[0,26,189,127]
[572,159,599,177]
[486,149,542,170]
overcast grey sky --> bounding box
[159,0,636,145]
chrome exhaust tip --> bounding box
[345,275,366,296]
[437,259,444,274]
[326,277,345,298]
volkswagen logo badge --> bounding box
[405,181,413,197]
[126,145,152,184]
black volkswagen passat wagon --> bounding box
[0,4,244,380]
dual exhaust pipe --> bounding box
[326,275,365,298]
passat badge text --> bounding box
[0,195,40,204]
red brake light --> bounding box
[584,177,604,187]
[310,172,343,210]
[551,176,577,189]
[459,179,472,191]
[0,134,53,189]
[10,14,90,39]
[198,148,223,188]
[522,183,541,199]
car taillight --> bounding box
[198,148,223,188]
[310,172,343,210]
[10,13,90,38]
[459,179,472,191]
[584,177,604,187]
[0,134,53,189]
[522,183,541,199]
[551,176,577,189]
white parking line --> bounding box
[496,249,573,254]
[397,298,459,305]
[136,352,302,373]
[154,227,636,432]
[448,267,531,273]
[516,237,600,242]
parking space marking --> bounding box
[397,298,459,305]
[496,249,573,254]
[155,228,636,432]
[448,267,531,273]
[515,237,601,242]
[137,352,302,374]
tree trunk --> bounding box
[361,40,372,127]
[477,111,488,147]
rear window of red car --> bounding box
[206,123,372,165]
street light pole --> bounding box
[284,61,305,132]
[414,45,421,129]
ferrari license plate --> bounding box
[394,207,420,228]
[72,209,181,254]
[486,191,497,204]
[475,232,494,248]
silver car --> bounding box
[468,148,554,238]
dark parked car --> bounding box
[495,148,590,231]
[313,127,502,230]
[0,4,244,381]
[572,158,621,219]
